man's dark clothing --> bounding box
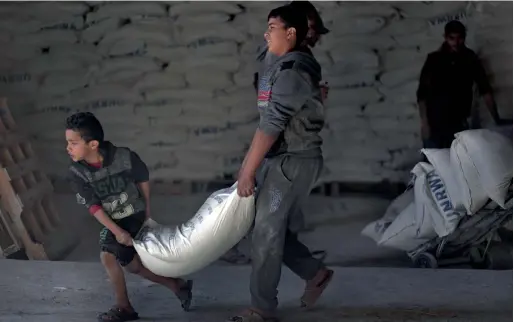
[417,43,492,148]
[68,141,149,266]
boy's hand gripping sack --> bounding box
[133,182,255,277]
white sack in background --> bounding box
[324,70,377,89]
[81,18,121,44]
[327,16,387,36]
[380,67,420,88]
[175,13,230,26]
[412,162,465,238]
[329,47,379,73]
[361,189,414,242]
[177,25,246,44]
[166,57,240,74]
[132,72,186,92]
[185,71,233,90]
[422,149,464,211]
[378,82,418,104]
[378,202,434,252]
[48,43,102,64]
[20,30,78,47]
[40,70,90,95]
[327,87,382,106]
[168,2,242,16]
[451,129,513,210]
[87,2,167,23]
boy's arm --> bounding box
[130,151,151,219]
[67,169,126,237]
[240,68,311,178]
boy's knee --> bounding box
[100,251,118,267]
[124,257,142,275]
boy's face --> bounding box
[265,17,296,56]
[65,129,98,162]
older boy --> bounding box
[229,5,333,322]
[65,112,193,322]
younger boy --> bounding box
[65,112,193,322]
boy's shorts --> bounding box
[99,212,146,267]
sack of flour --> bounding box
[451,129,513,213]
[378,201,435,252]
[412,162,465,237]
[361,188,414,242]
[133,182,255,277]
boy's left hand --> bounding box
[237,170,255,197]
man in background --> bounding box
[417,20,505,149]
[221,0,330,265]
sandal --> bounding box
[300,268,334,308]
[97,306,139,321]
[176,280,194,311]
[226,309,279,322]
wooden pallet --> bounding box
[0,98,61,260]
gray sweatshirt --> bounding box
[256,49,324,158]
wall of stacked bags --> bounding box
[0,1,511,183]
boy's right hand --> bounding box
[115,230,133,246]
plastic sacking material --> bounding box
[133,182,255,277]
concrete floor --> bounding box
[0,259,511,322]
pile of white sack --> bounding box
[362,128,513,252]
[133,182,255,277]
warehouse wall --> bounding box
[0,1,511,183]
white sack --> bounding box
[20,30,77,47]
[327,87,382,106]
[325,70,377,89]
[177,25,246,44]
[87,2,167,23]
[421,149,464,211]
[168,2,242,16]
[329,47,379,73]
[133,183,255,277]
[378,202,433,251]
[132,72,186,92]
[185,71,233,89]
[327,16,387,36]
[380,67,420,88]
[378,82,418,104]
[412,162,465,237]
[451,129,513,210]
[361,189,414,243]
[81,18,121,44]
[40,70,90,95]
[175,13,230,26]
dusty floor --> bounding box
[0,260,511,322]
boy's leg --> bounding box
[248,156,325,316]
[98,228,139,321]
[124,255,194,311]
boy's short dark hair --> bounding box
[268,5,309,48]
[445,20,466,38]
[66,112,104,143]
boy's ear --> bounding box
[88,139,100,150]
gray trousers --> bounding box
[250,154,324,313]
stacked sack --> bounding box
[362,128,513,252]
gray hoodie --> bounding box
[257,49,324,158]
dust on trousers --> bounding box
[251,154,326,313]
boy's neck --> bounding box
[84,152,103,166]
